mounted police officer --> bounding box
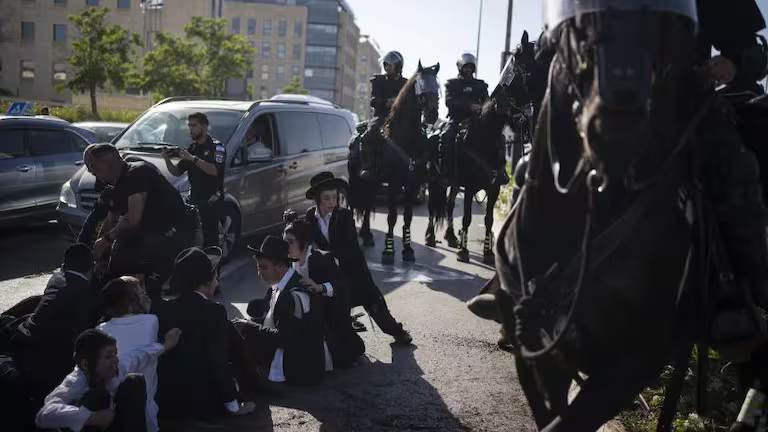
[164,112,226,249]
[359,50,407,180]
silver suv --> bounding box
[57,95,354,259]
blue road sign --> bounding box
[6,102,33,116]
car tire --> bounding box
[219,205,241,263]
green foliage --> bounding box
[0,100,140,123]
[281,77,309,95]
[0,88,13,97]
[130,17,254,99]
[64,7,142,117]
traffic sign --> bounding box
[6,102,33,116]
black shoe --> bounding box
[393,327,413,345]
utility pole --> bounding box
[501,0,514,72]
[476,0,483,74]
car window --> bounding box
[66,130,90,152]
[115,107,244,149]
[318,114,352,149]
[233,114,277,165]
[0,130,26,159]
[275,111,323,155]
[27,129,74,157]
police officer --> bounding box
[163,112,226,248]
[359,50,407,179]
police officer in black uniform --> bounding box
[359,50,407,179]
[164,112,226,248]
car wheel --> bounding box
[218,206,241,263]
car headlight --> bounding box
[60,180,77,208]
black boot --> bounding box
[444,225,459,248]
[425,224,436,247]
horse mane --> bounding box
[383,73,418,138]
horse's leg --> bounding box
[382,188,397,265]
[402,186,416,262]
[456,187,473,263]
[483,185,501,265]
[515,355,571,429]
[425,182,446,248]
[360,208,374,247]
[444,187,459,248]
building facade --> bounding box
[353,34,381,121]
[0,0,361,110]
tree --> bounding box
[281,77,309,95]
[65,7,141,117]
[132,17,254,99]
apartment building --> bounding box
[353,34,381,121]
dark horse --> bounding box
[347,121,377,247]
[426,31,544,265]
[489,4,757,431]
[351,61,440,264]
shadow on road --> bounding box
[0,224,68,282]
[159,400,274,432]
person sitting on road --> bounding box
[97,276,161,432]
[283,212,365,369]
[235,236,328,386]
[35,328,181,432]
[303,172,413,345]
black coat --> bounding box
[370,74,408,118]
[8,270,95,398]
[245,270,327,385]
[304,249,365,369]
[305,206,379,307]
[445,77,489,121]
[154,292,239,419]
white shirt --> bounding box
[35,343,165,432]
[97,314,160,432]
[292,245,334,297]
[266,268,333,382]
[314,207,333,242]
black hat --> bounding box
[203,246,223,269]
[169,247,219,293]
[248,236,292,261]
[305,171,348,200]
[63,243,94,273]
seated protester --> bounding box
[283,215,365,369]
[7,243,96,403]
[155,247,255,420]
[97,277,160,432]
[236,236,327,386]
[303,172,412,345]
[35,328,181,432]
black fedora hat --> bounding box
[305,171,348,200]
[169,247,218,293]
[248,236,292,261]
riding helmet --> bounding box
[381,51,404,73]
[457,53,477,71]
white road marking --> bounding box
[367,262,475,282]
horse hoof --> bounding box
[445,234,459,248]
[382,252,395,265]
[483,251,495,265]
[402,248,415,262]
[466,294,498,321]
[361,236,375,247]
[457,249,470,263]
[425,233,436,247]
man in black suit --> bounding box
[236,236,327,386]
[154,247,255,421]
[0,243,96,431]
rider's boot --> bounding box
[483,230,495,265]
[382,233,395,265]
[444,223,459,248]
[359,135,376,180]
[457,229,470,263]
[402,226,415,262]
[425,223,437,248]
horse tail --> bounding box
[428,181,448,229]
[347,134,378,219]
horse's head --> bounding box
[415,60,441,124]
[385,61,441,137]
[544,0,700,178]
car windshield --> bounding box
[115,106,245,149]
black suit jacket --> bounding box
[305,206,379,306]
[10,270,94,397]
[246,270,326,385]
[154,292,239,419]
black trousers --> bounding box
[190,197,219,248]
[232,319,281,369]
[80,373,147,432]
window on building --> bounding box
[53,24,67,42]
[21,61,35,80]
[359,72,365,82]
[278,19,286,37]
[261,64,269,81]
[292,44,301,60]
[361,56,368,65]
[231,18,240,34]
[276,65,285,82]
[54,0,67,4]
[86,0,99,5]
[247,18,256,35]
[305,46,337,68]
[277,43,286,59]
[294,21,302,38]
[117,0,130,9]
[53,63,67,81]
[261,41,270,59]
[21,22,34,41]
[307,24,337,35]
[292,65,300,78]
[263,19,272,36]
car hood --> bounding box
[69,150,189,193]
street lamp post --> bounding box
[501,0,514,72]
[476,0,484,74]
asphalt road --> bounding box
[0,198,538,432]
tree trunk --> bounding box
[89,85,99,120]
